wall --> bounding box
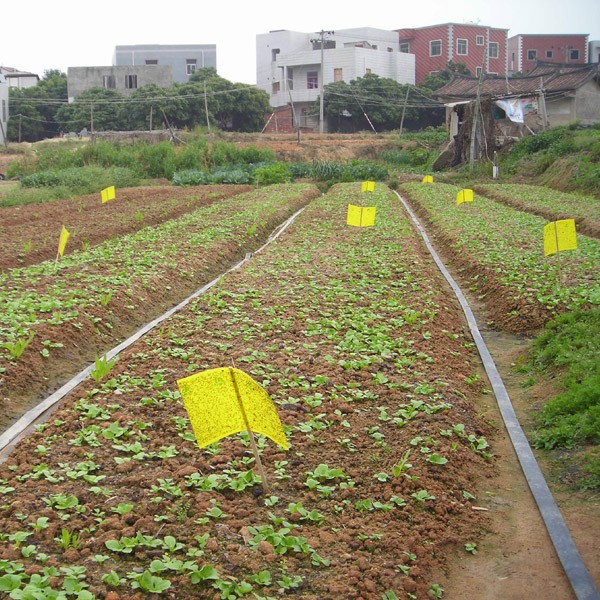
[67,66,173,101]
[114,45,217,84]
[0,75,8,146]
[509,34,589,74]
[398,24,507,84]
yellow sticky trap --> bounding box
[177,367,288,450]
[456,189,474,205]
[101,186,116,203]
[347,204,376,227]
[58,225,70,256]
[422,175,434,184]
[361,181,375,192]
[543,219,577,257]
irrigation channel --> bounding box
[0,182,597,599]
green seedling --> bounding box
[90,354,118,382]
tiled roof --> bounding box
[434,62,600,101]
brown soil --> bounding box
[0,184,251,271]
[0,142,598,599]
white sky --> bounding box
[2,0,599,84]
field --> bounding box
[0,151,598,599]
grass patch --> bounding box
[528,308,600,489]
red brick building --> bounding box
[508,34,589,74]
[397,23,508,85]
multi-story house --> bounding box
[67,65,173,102]
[508,34,589,74]
[256,28,415,132]
[0,73,8,146]
[0,67,39,90]
[113,44,217,84]
[396,23,508,84]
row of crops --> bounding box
[0,184,319,429]
[0,183,495,598]
[0,178,597,598]
[399,181,600,332]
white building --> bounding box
[256,28,415,131]
[590,40,600,63]
[0,73,8,146]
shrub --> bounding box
[252,163,292,185]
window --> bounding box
[125,74,138,89]
[546,50,553,58]
[272,81,280,93]
[527,49,537,61]
[457,39,468,55]
[570,49,580,60]
[102,75,116,89]
[387,47,393,52]
[307,71,318,89]
[271,48,280,62]
[476,66,482,77]
[399,42,410,53]
[488,42,499,59]
[334,67,343,82]
[476,35,484,46]
[145,59,158,65]
[287,68,294,90]
[311,40,335,51]
[186,59,197,75]
[430,40,442,56]
[2,99,6,122]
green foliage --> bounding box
[252,163,292,185]
[529,309,600,450]
[19,166,139,194]
[7,71,68,142]
[323,73,418,132]
[502,125,600,195]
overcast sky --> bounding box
[2,0,598,84]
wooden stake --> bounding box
[228,367,270,492]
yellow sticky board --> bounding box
[361,181,375,192]
[177,367,289,450]
[58,225,70,256]
[347,204,376,227]
[543,219,577,257]
[347,204,362,226]
[456,189,474,205]
[422,175,434,184]
[101,186,116,203]
[361,206,376,227]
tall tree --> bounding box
[323,73,417,132]
[7,70,67,142]
[54,87,125,133]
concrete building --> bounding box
[589,40,600,63]
[0,73,8,146]
[0,67,39,89]
[397,23,508,84]
[508,33,589,74]
[256,28,415,131]
[67,66,173,102]
[113,44,217,84]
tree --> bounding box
[7,70,67,142]
[322,73,417,132]
[54,88,126,133]
[122,85,186,131]
[420,61,472,95]
[185,68,271,132]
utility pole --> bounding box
[469,49,487,174]
[310,29,334,134]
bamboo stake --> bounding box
[228,367,270,492]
